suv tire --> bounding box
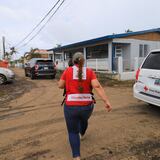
[25,70,28,77]
[0,74,7,85]
[30,72,35,80]
[50,75,55,79]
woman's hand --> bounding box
[104,100,112,112]
[91,79,112,112]
[58,79,65,89]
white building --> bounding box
[48,28,160,80]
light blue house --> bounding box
[48,28,160,78]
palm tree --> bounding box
[24,48,40,60]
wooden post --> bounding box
[2,36,5,59]
[83,47,87,67]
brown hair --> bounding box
[72,52,85,81]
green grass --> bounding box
[102,78,135,87]
[56,69,135,87]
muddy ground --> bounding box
[0,68,160,160]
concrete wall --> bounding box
[113,38,160,70]
[130,39,160,70]
[130,39,160,57]
[122,44,131,71]
[120,71,136,80]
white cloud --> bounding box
[1,0,160,59]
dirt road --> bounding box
[0,68,160,160]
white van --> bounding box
[133,49,160,107]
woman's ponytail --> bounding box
[72,52,85,92]
[77,57,84,81]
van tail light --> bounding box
[136,68,140,81]
[35,64,39,71]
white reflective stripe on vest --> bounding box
[72,66,86,80]
[67,94,92,101]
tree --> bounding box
[10,47,16,55]
[55,44,62,48]
[24,48,40,60]
[30,48,41,58]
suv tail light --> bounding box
[136,68,140,81]
[35,64,39,70]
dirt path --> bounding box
[0,68,160,160]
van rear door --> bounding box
[139,52,160,98]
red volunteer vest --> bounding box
[63,66,94,106]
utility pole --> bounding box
[2,36,5,59]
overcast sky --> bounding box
[0,0,160,58]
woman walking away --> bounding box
[58,52,112,160]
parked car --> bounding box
[24,58,56,79]
[133,49,160,107]
[0,67,15,84]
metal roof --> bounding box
[48,28,160,52]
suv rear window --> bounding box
[142,52,160,70]
[36,60,53,65]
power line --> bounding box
[17,0,66,49]
[5,38,12,49]
[15,0,62,47]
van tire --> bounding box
[148,103,157,107]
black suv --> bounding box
[24,58,56,79]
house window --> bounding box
[139,44,149,57]
[139,45,143,57]
[86,44,108,59]
[144,44,149,57]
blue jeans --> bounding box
[64,104,94,158]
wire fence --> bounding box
[122,57,145,72]
[123,59,133,72]
[138,57,145,67]
[112,57,118,72]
